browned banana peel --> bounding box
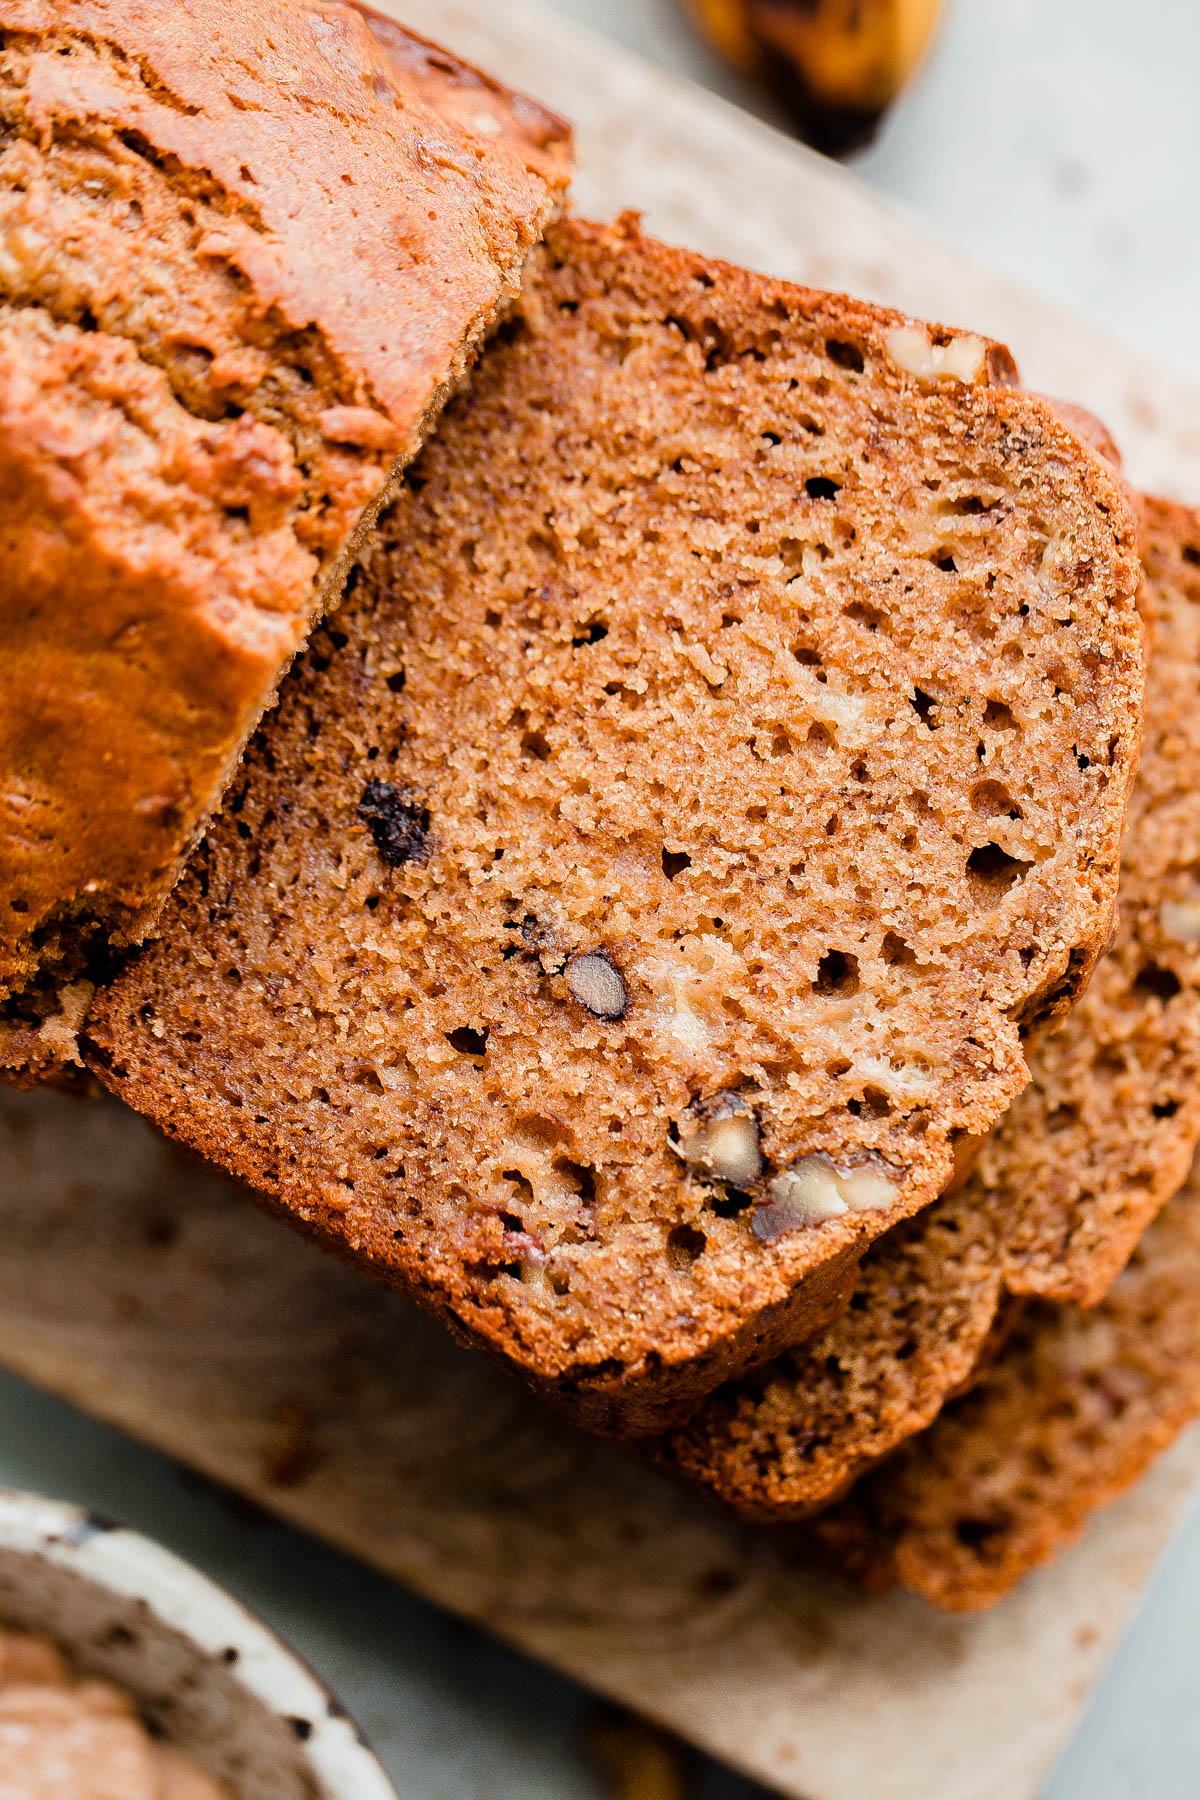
[684,0,946,154]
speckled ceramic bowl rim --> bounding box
[0,1486,398,1800]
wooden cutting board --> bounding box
[7,5,1200,1795]
[2,1085,1199,1800]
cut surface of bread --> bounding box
[653,493,1200,1514]
[86,216,1144,1433]
[806,1163,1200,1611]
[0,0,571,1078]
[999,495,1200,1302]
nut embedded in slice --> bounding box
[753,1153,901,1240]
[566,954,628,1021]
[675,1094,764,1187]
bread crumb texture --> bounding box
[807,1163,1200,1611]
[0,0,571,1048]
[655,493,1200,1512]
[87,217,1144,1433]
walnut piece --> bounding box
[567,952,628,1019]
[675,1094,763,1186]
[1160,898,1200,943]
[752,1152,900,1241]
[884,324,987,384]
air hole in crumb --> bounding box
[910,687,937,727]
[881,930,915,966]
[502,1169,536,1205]
[711,1187,754,1218]
[970,780,1022,818]
[844,599,886,631]
[814,950,860,996]
[1184,544,1200,566]
[983,698,1016,730]
[386,669,406,693]
[667,1223,707,1268]
[825,337,864,372]
[520,729,551,761]
[826,1056,852,1077]
[1153,1097,1181,1118]
[1135,963,1183,1003]
[572,618,609,646]
[662,848,692,880]
[770,729,792,757]
[932,551,957,573]
[967,843,1029,897]
[807,722,833,753]
[446,1026,488,1057]
[955,1514,1010,1550]
[553,1158,597,1203]
[1046,1104,1078,1133]
[805,476,841,501]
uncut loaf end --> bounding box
[0,0,571,1080]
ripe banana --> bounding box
[683,0,946,153]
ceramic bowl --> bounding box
[0,1486,398,1800]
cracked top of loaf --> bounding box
[87,216,1144,1434]
[0,0,571,1060]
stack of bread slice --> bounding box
[3,0,1199,1615]
[651,493,1200,1602]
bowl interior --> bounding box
[0,1516,370,1800]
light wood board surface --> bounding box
[3,1087,1199,1800]
[7,4,1200,1795]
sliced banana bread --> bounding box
[807,1164,1200,1611]
[0,0,571,1078]
[86,216,1144,1434]
[654,491,1200,1512]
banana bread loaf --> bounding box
[86,215,1144,1434]
[654,491,1200,1512]
[0,0,571,1079]
[807,1162,1200,1611]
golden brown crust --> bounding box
[0,0,571,1044]
[806,1166,1200,1611]
[655,492,1200,1509]
[85,216,1143,1433]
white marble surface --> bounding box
[4,3,1199,1795]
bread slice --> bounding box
[653,491,1200,1513]
[85,215,1144,1434]
[806,1163,1200,1611]
[0,0,571,1079]
[999,497,1200,1301]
